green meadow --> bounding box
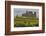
[14,16,39,27]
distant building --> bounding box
[22,11,36,17]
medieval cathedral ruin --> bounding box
[22,11,36,17]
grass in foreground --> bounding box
[14,16,39,27]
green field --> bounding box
[14,16,39,27]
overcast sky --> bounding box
[14,8,39,18]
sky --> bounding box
[14,8,39,18]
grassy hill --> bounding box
[14,16,39,27]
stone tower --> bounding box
[34,12,36,17]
